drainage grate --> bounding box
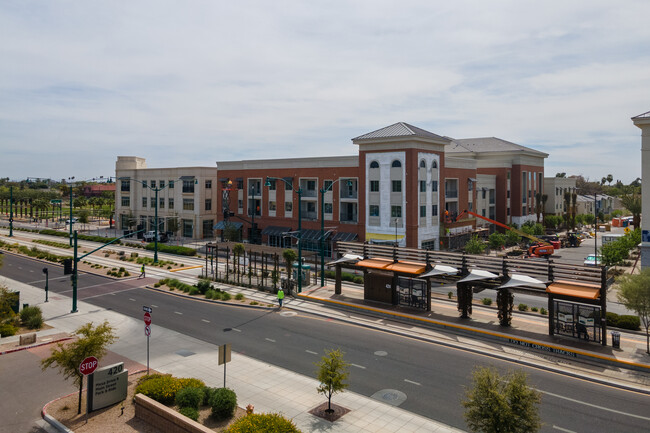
[370,389,407,406]
[175,349,196,357]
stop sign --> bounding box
[79,356,98,376]
[144,312,152,326]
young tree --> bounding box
[463,366,541,433]
[41,321,117,414]
[488,232,506,251]
[617,269,650,354]
[316,348,350,412]
[464,235,486,255]
[283,248,297,282]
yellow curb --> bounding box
[298,293,650,372]
[169,265,203,272]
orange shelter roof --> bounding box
[355,258,393,270]
[355,258,426,275]
[546,280,600,300]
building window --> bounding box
[420,181,426,192]
[324,180,332,191]
[285,202,292,212]
[238,199,243,209]
[370,161,379,169]
[432,160,438,169]
[268,180,276,190]
[432,205,438,216]
[431,181,438,192]
[183,199,194,211]
[420,160,426,168]
[307,180,316,191]
[507,190,510,198]
[205,180,212,189]
[142,197,147,208]
[369,205,379,217]
[482,190,486,199]
[150,197,155,207]
[507,171,511,180]
[182,219,193,237]
[391,206,402,218]
[236,179,243,189]
[159,197,164,209]
[420,206,426,217]
[142,180,147,188]
[121,197,130,207]
[121,180,130,192]
[150,180,156,188]
[324,203,332,214]
[205,199,212,211]
[392,180,402,192]
[269,201,276,211]
[370,180,379,192]
[507,207,510,216]
[468,202,473,212]
[183,180,195,194]
[285,180,292,190]
[391,160,401,168]
[307,202,316,213]
[160,180,165,188]
[168,198,174,209]
[203,220,214,238]
[468,179,473,191]
[169,180,174,189]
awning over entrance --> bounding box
[261,226,291,236]
[300,229,323,241]
[546,281,600,300]
[355,258,426,275]
[332,231,358,242]
[214,221,243,230]
[458,269,499,283]
[420,265,459,277]
[499,274,547,290]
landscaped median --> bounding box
[149,278,275,308]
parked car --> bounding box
[143,231,168,243]
[584,254,602,266]
[65,218,78,224]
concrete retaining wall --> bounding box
[134,394,213,433]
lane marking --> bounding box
[151,304,158,308]
[265,338,276,343]
[129,298,136,301]
[174,311,183,315]
[351,363,366,370]
[82,287,139,300]
[404,379,421,386]
[538,389,650,421]
[552,426,576,433]
[305,350,318,355]
[201,319,210,323]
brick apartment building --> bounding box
[114,122,547,253]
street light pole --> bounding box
[594,192,598,263]
[8,185,13,237]
[154,187,159,264]
[319,178,353,287]
[68,178,75,247]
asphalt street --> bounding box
[1,252,649,432]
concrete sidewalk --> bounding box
[2,277,463,433]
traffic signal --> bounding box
[63,259,72,275]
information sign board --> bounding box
[87,362,128,412]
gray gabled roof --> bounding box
[632,110,650,119]
[447,137,548,157]
[353,122,451,142]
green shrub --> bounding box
[448,291,453,299]
[175,386,204,409]
[235,293,244,301]
[616,315,640,331]
[517,303,528,311]
[196,279,212,294]
[0,323,17,337]
[178,406,199,421]
[204,290,215,299]
[531,307,538,312]
[145,244,196,256]
[202,386,217,406]
[352,276,364,284]
[20,306,43,329]
[606,311,619,327]
[481,298,492,306]
[209,387,237,420]
[225,413,302,433]
[188,287,200,296]
[540,308,547,315]
[135,374,183,405]
[221,292,231,301]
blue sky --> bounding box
[1,1,649,183]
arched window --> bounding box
[419,160,426,168]
[369,161,379,169]
[432,160,438,169]
[391,160,402,168]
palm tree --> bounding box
[621,192,641,229]
[32,198,50,221]
[606,174,613,186]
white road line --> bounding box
[151,305,158,308]
[129,298,136,301]
[174,311,183,315]
[305,350,318,355]
[539,389,650,421]
[351,363,366,369]
[201,319,210,323]
[552,426,576,433]
[404,379,421,386]
[82,287,139,300]
[232,328,241,332]
[265,338,276,343]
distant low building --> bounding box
[82,183,116,198]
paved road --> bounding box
[2,253,649,432]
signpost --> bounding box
[143,306,152,374]
[78,355,98,414]
[218,343,231,387]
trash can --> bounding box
[611,331,621,349]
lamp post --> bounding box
[266,177,303,292]
[68,177,75,247]
[249,185,257,244]
[319,178,352,287]
[594,192,598,263]
[8,185,13,237]
[393,218,400,246]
